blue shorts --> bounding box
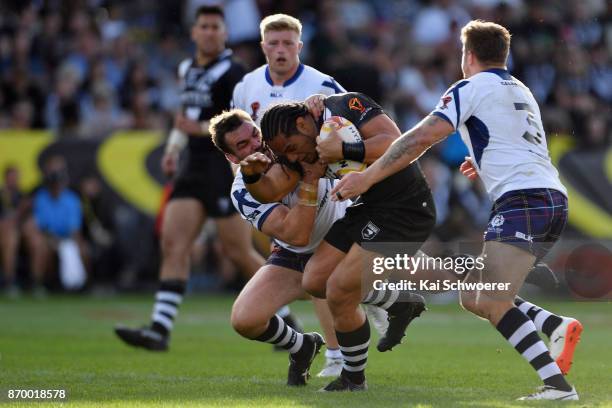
[484,188,568,259]
[265,245,312,273]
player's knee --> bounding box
[160,233,188,260]
[230,304,260,339]
[325,277,352,312]
[459,291,482,316]
[302,273,326,299]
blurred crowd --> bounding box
[1,0,610,294]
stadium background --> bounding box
[0,1,611,406]
[0,0,610,294]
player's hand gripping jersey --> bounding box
[431,68,567,201]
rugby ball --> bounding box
[319,116,367,179]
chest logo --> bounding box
[250,102,260,121]
[349,97,365,113]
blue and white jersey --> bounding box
[232,63,345,125]
[431,68,567,201]
[231,170,349,254]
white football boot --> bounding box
[518,385,579,401]
[549,317,583,375]
[317,357,343,377]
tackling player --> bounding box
[232,13,350,376]
[114,6,264,351]
[331,20,581,400]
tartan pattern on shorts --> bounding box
[483,188,568,259]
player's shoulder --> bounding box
[177,58,193,78]
[241,65,268,83]
[301,64,332,79]
[326,91,378,108]
[302,64,343,91]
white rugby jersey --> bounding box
[232,63,345,125]
[231,169,349,254]
[431,68,567,201]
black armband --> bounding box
[243,172,262,184]
[342,141,366,162]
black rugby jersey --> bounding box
[323,92,431,207]
[178,49,245,168]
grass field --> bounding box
[0,295,611,407]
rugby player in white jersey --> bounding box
[332,20,582,400]
[231,13,356,377]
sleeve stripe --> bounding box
[322,79,344,93]
[257,203,281,231]
[449,80,469,127]
[431,111,454,128]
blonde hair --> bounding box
[260,14,302,39]
[461,20,511,66]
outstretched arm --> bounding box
[331,115,454,200]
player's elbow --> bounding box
[283,232,310,247]
[249,189,283,204]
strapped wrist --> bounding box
[243,172,262,184]
[297,181,318,206]
[342,141,365,162]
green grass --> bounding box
[0,295,611,407]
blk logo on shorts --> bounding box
[362,221,380,240]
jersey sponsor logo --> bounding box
[349,97,366,113]
[250,102,260,121]
[361,221,380,240]
[440,95,452,109]
[245,209,261,223]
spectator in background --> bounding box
[32,156,87,291]
[0,165,24,296]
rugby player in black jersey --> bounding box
[247,92,436,391]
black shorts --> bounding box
[170,153,236,218]
[325,185,436,256]
[265,244,312,273]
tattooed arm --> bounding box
[330,115,454,201]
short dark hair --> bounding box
[260,102,309,143]
[210,109,253,155]
[195,5,224,21]
[461,20,511,66]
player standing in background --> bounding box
[332,20,581,400]
[114,5,265,351]
[231,13,351,377]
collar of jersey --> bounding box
[265,63,305,87]
[483,67,511,80]
[194,49,232,69]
